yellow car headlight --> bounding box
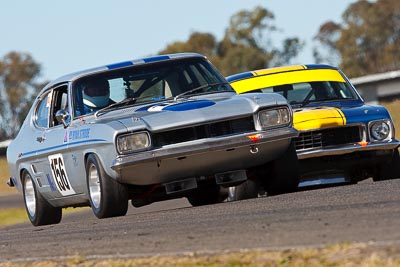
[369,120,391,141]
[117,132,151,154]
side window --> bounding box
[35,93,51,128]
[51,85,69,127]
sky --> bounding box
[1,0,356,82]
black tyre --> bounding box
[22,170,62,226]
[86,154,128,218]
[265,141,299,195]
[187,184,221,206]
[373,149,400,181]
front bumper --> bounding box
[297,140,400,160]
[111,128,298,185]
[6,177,15,187]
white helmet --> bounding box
[83,79,110,108]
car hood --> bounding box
[293,103,390,131]
[97,93,287,132]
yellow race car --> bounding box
[227,64,400,187]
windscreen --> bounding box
[72,58,232,117]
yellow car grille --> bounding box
[294,126,362,151]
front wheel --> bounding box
[22,170,62,226]
[373,149,400,181]
[86,154,128,218]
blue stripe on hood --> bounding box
[163,100,215,111]
[137,100,215,112]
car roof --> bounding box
[226,64,339,83]
[42,52,206,91]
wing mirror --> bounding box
[55,109,71,128]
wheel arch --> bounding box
[19,167,35,192]
[83,151,120,181]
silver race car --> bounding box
[7,53,299,226]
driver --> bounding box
[82,79,112,114]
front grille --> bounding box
[294,126,362,151]
[152,116,255,148]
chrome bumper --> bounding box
[112,128,298,168]
[297,139,400,160]
[111,128,298,185]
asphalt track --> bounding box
[1,178,400,263]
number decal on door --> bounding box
[48,154,76,196]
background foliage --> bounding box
[159,6,303,76]
[313,0,400,77]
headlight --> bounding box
[258,108,291,129]
[370,120,391,141]
[117,132,151,153]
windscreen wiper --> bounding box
[95,97,136,117]
[173,82,230,101]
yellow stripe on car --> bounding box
[293,107,347,131]
[231,69,346,94]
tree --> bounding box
[0,52,43,139]
[159,6,303,76]
[314,0,400,77]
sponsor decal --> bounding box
[48,153,76,196]
[69,128,90,141]
[63,130,68,143]
[72,154,78,167]
[46,173,57,192]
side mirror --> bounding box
[55,109,70,128]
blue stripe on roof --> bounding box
[226,72,254,82]
[107,61,134,69]
[143,55,170,63]
[21,139,106,157]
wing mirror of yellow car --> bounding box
[55,109,71,128]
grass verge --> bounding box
[0,156,14,195]
[0,207,89,228]
[0,242,400,267]
[0,208,27,227]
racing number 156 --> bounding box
[48,154,75,196]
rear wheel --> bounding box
[22,170,62,226]
[265,141,299,195]
[86,154,128,218]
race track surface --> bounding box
[1,178,400,262]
